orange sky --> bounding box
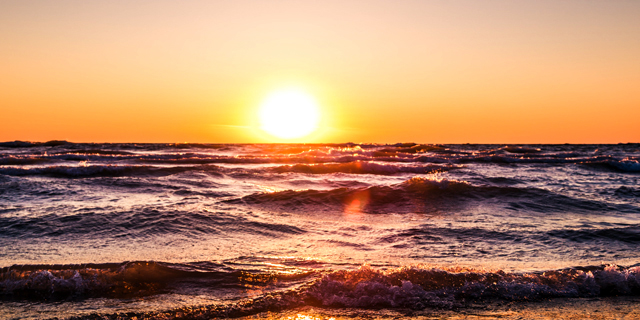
[1,0,639,143]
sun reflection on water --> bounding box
[344,189,370,217]
[281,314,335,320]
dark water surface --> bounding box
[1,142,639,319]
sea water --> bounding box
[1,142,639,319]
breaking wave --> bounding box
[0,261,314,301]
[6,262,640,318]
[306,264,640,308]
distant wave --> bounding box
[168,143,229,149]
[581,158,640,173]
[500,146,542,153]
[0,162,455,178]
[53,149,135,156]
[5,262,639,318]
[0,140,70,148]
[2,143,638,174]
[0,156,52,165]
[270,162,456,175]
[0,165,204,178]
[0,161,461,178]
[230,177,637,214]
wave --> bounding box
[100,155,640,171]
[373,144,454,156]
[230,177,635,214]
[270,162,456,175]
[9,262,640,318]
[614,186,640,198]
[168,143,228,149]
[0,140,70,148]
[501,146,542,154]
[53,150,135,156]
[2,144,638,173]
[585,158,640,173]
[306,264,640,308]
[0,156,52,165]
[548,226,640,244]
[1,261,182,300]
[228,177,469,214]
[0,260,317,301]
[390,225,640,248]
[0,162,452,179]
[136,153,393,165]
[0,208,305,239]
[0,165,220,178]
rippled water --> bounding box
[1,141,639,319]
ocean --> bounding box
[1,141,639,319]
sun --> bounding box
[258,89,321,139]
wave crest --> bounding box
[0,140,70,148]
[231,177,626,214]
[0,165,218,178]
[271,162,454,175]
[1,262,178,300]
[306,264,640,309]
[28,263,640,319]
[229,177,471,214]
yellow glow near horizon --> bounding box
[258,89,321,139]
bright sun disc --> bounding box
[258,89,320,139]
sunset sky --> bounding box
[1,0,639,143]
